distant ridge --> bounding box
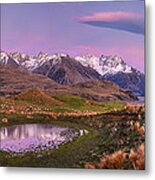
[0,51,144,96]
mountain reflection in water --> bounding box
[0,124,78,153]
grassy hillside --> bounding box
[53,93,125,112]
[15,88,62,107]
[0,88,125,115]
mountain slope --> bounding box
[75,55,133,76]
[47,80,138,102]
[103,71,145,96]
[33,54,101,85]
[0,51,19,68]
[75,55,144,96]
[71,80,138,101]
[9,51,58,71]
[0,65,138,102]
[0,51,144,96]
[0,66,60,96]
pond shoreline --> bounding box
[0,123,85,154]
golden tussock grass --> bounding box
[85,144,145,170]
[129,144,145,170]
[85,149,126,169]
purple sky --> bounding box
[1,1,144,72]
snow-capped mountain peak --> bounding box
[9,51,39,71]
[0,51,20,67]
[0,51,10,65]
[0,50,71,71]
[1,50,134,75]
[10,51,27,60]
[37,51,69,61]
[36,52,69,68]
[75,54,133,75]
[50,53,69,60]
[75,55,103,75]
[100,55,132,75]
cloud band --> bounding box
[79,12,144,35]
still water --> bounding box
[0,124,78,153]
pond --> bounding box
[0,124,80,153]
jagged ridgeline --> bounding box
[0,51,144,97]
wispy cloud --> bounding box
[79,12,144,35]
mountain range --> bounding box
[0,65,138,101]
[0,51,144,97]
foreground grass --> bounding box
[0,105,145,169]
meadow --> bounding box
[0,90,145,169]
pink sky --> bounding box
[1,1,144,72]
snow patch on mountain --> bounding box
[0,52,9,65]
[75,55,133,76]
[75,55,103,75]
[8,51,69,71]
[0,51,138,76]
[0,51,19,67]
